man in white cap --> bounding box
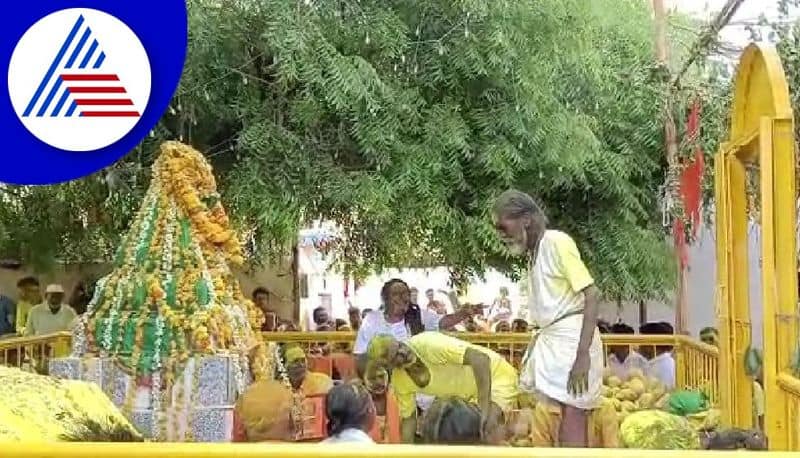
[24,284,77,336]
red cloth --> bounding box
[674,98,704,270]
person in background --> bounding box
[366,332,518,443]
[335,318,348,330]
[68,280,91,316]
[354,279,477,376]
[313,306,332,330]
[322,380,376,444]
[597,320,611,334]
[14,277,41,335]
[0,287,16,337]
[233,377,296,442]
[493,189,602,448]
[494,321,511,333]
[751,351,765,431]
[421,398,488,445]
[253,287,278,332]
[425,289,447,316]
[284,346,333,396]
[699,326,719,347]
[639,322,676,389]
[606,323,647,379]
[354,279,479,416]
[361,308,373,320]
[24,284,77,336]
[511,319,528,333]
[348,306,362,331]
[488,287,513,325]
[409,288,420,308]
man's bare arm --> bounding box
[577,285,600,354]
[463,347,492,415]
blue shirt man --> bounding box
[0,294,16,336]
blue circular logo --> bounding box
[2,1,187,184]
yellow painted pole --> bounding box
[714,145,734,426]
[727,153,753,428]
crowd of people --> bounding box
[0,189,734,448]
[0,277,93,339]
[232,190,617,447]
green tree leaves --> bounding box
[0,0,722,300]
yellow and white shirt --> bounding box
[520,230,603,410]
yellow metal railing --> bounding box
[0,442,789,458]
[263,332,719,403]
[776,372,800,450]
[0,331,71,372]
[2,331,719,402]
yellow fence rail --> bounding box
[0,331,719,405]
[0,442,790,458]
[0,331,71,372]
[261,332,720,404]
[776,372,800,449]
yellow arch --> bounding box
[715,43,798,449]
[730,44,793,141]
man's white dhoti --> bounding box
[520,230,603,410]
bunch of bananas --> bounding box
[0,367,140,441]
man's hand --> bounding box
[567,350,590,396]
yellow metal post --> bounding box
[714,145,735,426]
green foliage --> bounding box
[0,0,727,300]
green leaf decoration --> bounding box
[195,278,210,306]
[179,218,191,249]
[165,277,177,307]
[133,281,147,309]
[122,316,137,355]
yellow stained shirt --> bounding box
[753,380,764,422]
[391,332,518,418]
[15,301,33,334]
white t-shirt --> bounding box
[353,309,440,411]
[321,428,374,444]
[646,352,676,389]
[607,352,648,379]
[353,309,441,354]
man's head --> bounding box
[639,322,674,359]
[312,306,329,327]
[367,334,415,369]
[283,346,307,390]
[699,327,719,347]
[380,279,410,318]
[494,321,511,332]
[493,189,548,256]
[252,287,271,312]
[409,287,419,305]
[425,289,435,301]
[347,306,361,328]
[609,322,635,361]
[512,319,528,333]
[16,277,40,303]
[325,380,376,436]
[45,284,65,309]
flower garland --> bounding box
[70,141,279,440]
